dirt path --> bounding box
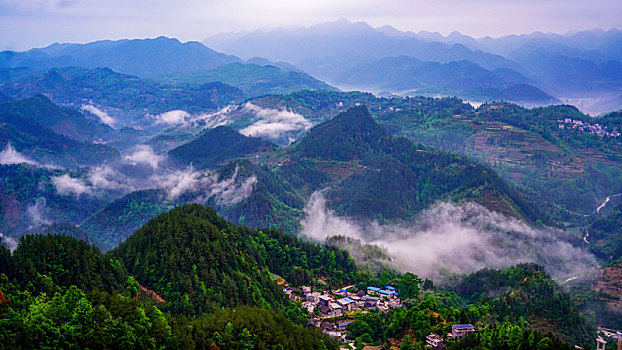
[597,193,622,213]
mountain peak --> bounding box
[168,126,274,169]
[294,105,386,161]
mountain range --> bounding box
[204,19,622,114]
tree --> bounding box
[401,334,414,350]
[398,273,423,300]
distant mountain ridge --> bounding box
[204,20,622,113]
[155,62,337,97]
[336,56,557,104]
[0,36,241,78]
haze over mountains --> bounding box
[205,19,622,114]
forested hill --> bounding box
[2,204,359,306]
[0,204,353,349]
[168,126,275,169]
[280,105,542,222]
[0,205,595,349]
[452,264,595,345]
[0,98,119,167]
[0,94,116,142]
[110,204,358,315]
[588,204,622,262]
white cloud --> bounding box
[238,102,312,144]
[82,104,116,127]
[301,192,597,281]
[123,145,163,170]
[27,197,51,227]
[152,165,256,203]
[87,164,136,192]
[52,174,92,197]
[161,103,312,145]
[0,233,18,252]
[200,166,257,205]
[0,142,38,165]
[156,110,191,125]
[194,106,237,129]
[155,168,202,200]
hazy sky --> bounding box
[1,0,621,51]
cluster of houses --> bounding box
[283,285,403,342]
[283,284,476,347]
[596,328,622,350]
[425,324,475,349]
[557,118,620,137]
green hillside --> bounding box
[0,164,109,237]
[452,264,595,345]
[0,112,119,168]
[0,224,339,349]
[168,126,275,170]
[79,189,172,251]
[111,204,358,315]
[157,62,337,97]
[0,67,246,118]
[279,105,540,222]
[588,204,622,262]
[0,94,116,142]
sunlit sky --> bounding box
[1,0,621,51]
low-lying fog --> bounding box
[301,191,598,282]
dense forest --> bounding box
[0,206,354,349]
[0,205,597,349]
[168,126,275,170]
[279,105,541,223]
[111,204,359,315]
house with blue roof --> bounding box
[337,321,352,330]
[449,324,474,339]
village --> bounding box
[283,285,475,349]
[557,118,620,137]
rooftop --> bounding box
[452,324,474,330]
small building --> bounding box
[367,286,381,294]
[322,330,343,339]
[329,303,343,317]
[337,321,352,330]
[318,295,332,307]
[449,324,474,339]
[321,321,335,331]
[306,291,321,303]
[426,333,444,349]
[385,286,396,292]
[307,318,321,327]
[337,298,353,310]
[318,304,330,315]
[362,295,380,308]
[379,289,396,298]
